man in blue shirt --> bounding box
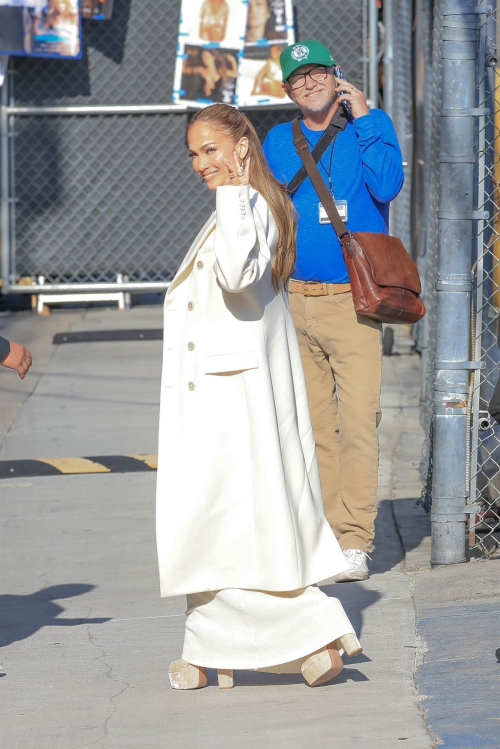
[263,40,403,581]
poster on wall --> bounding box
[0,1,82,59]
[237,0,295,107]
[80,0,113,20]
[172,0,248,107]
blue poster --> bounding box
[0,1,82,60]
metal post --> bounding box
[383,0,394,120]
[368,0,379,108]
[0,66,10,292]
[431,1,483,564]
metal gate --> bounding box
[1,0,371,299]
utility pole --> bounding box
[431,1,485,564]
[369,0,379,108]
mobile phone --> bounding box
[333,65,352,118]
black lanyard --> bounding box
[304,133,335,196]
[286,107,349,196]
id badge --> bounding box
[319,200,348,224]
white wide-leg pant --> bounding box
[182,585,360,672]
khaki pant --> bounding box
[289,290,382,552]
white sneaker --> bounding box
[333,549,370,582]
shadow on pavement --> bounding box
[0,584,110,647]
[321,582,380,648]
[211,666,370,688]
[369,499,430,575]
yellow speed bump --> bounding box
[39,457,111,474]
[129,454,158,469]
[0,455,158,479]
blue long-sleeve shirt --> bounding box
[262,109,404,283]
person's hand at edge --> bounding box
[2,341,32,379]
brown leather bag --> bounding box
[291,118,426,325]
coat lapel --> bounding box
[166,211,216,298]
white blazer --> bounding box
[156,185,348,597]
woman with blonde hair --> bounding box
[156,103,361,690]
[34,0,79,57]
[45,0,77,25]
[199,0,229,42]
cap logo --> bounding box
[291,44,309,62]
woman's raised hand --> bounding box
[222,151,251,187]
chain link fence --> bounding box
[416,0,443,512]
[1,0,369,291]
[469,3,500,558]
[388,0,414,253]
[413,1,500,559]
[382,0,442,513]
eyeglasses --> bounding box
[287,66,329,90]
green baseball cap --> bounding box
[280,40,336,82]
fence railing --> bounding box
[0,0,371,298]
[469,2,500,559]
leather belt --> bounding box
[289,279,351,296]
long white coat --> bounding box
[156,185,348,598]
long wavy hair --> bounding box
[188,104,297,290]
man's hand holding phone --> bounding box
[334,68,369,120]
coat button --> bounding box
[188,302,194,310]
[188,382,195,391]
[196,261,204,269]
[187,342,195,351]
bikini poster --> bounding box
[237,0,295,107]
[0,1,82,59]
[172,0,248,107]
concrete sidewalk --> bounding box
[0,306,494,748]
[382,340,500,748]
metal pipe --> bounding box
[368,0,379,108]
[5,102,298,117]
[8,281,171,293]
[431,1,481,565]
[468,14,489,540]
[0,68,10,293]
[383,0,394,120]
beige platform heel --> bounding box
[338,633,363,657]
[217,669,234,689]
[168,659,234,690]
[168,659,208,690]
[301,642,344,687]
[301,634,363,687]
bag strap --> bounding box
[287,117,343,196]
[291,117,349,240]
